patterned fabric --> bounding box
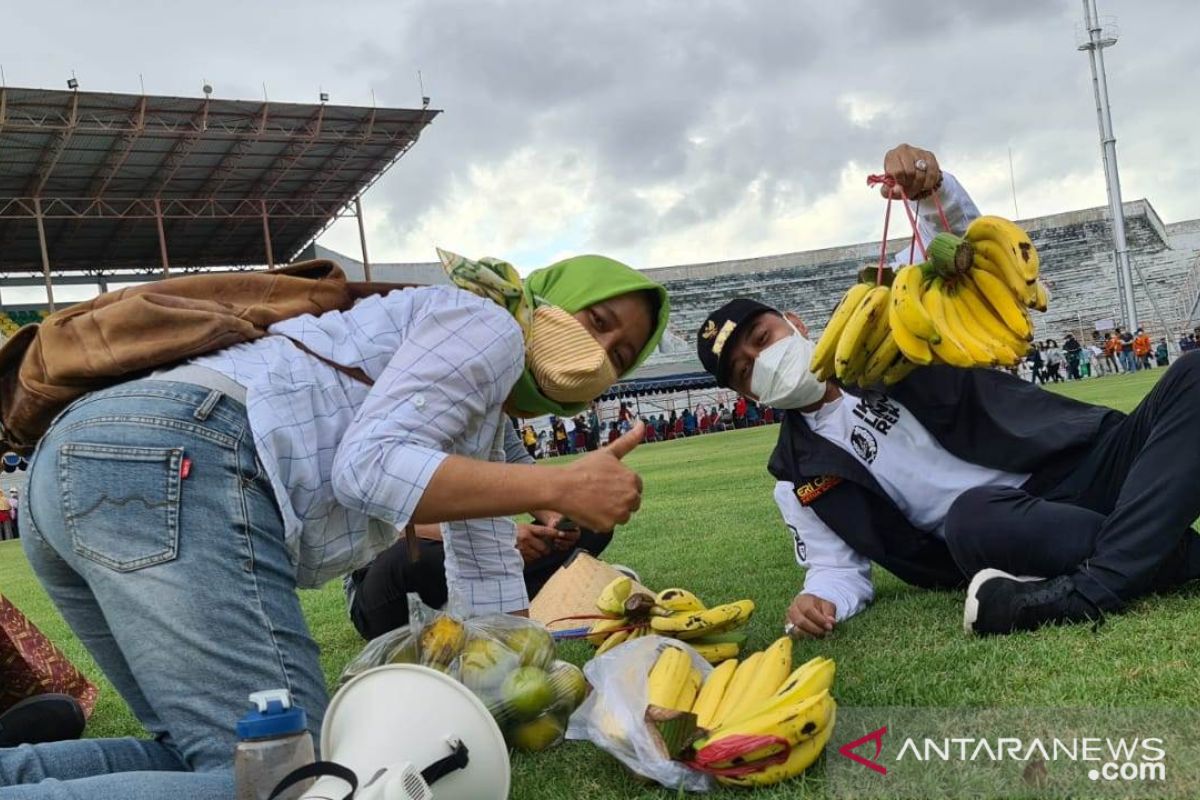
[193,285,529,614]
[526,305,618,403]
[436,248,533,340]
[0,596,98,717]
[435,248,670,418]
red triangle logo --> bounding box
[838,725,888,775]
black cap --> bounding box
[696,298,776,387]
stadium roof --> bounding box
[0,86,439,273]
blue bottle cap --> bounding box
[236,689,308,740]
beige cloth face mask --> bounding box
[527,305,619,403]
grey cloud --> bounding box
[2,0,1197,264]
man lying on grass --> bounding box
[695,143,1200,636]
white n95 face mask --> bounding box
[750,322,827,409]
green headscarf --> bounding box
[438,249,670,417]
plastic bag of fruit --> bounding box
[566,635,715,792]
[338,611,589,753]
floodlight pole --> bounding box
[154,198,170,276]
[261,199,275,268]
[33,197,56,312]
[355,195,372,281]
[1079,0,1137,330]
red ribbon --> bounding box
[865,173,953,282]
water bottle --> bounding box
[234,689,316,800]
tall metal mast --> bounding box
[1078,0,1137,329]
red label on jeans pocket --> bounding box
[181,458,192,480]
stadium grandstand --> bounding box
[0,84,440,332]
[300,196,1200,412]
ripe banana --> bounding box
[861,288,893,356]
[647,645,693,709]
[693,658,738,730]
[696,688,836,768]
[675,666,702,714]
[586,617,629,647]
[957,277,1031,348]
[966,215,1039,282]
[888,300,934,366]
[649,599,755,641]
[709,651,763,730]
[834,286,889,380]
[655,588,705,614]
[691,641,741,664]
[769,657,836,708]
[596,576,633,617]
[860,333,902,386]
[738,636,793,712]
[920,280,975,367]
[970,267,1032,340]
[1031,279,1049,312]
[595,627,631,655]
[715,705,837,788]
[891,264,940,342]
[810,282,871,382]
[952,281,1025,364]
[721,655,835,730]
[972,239,1028,297]
[939,283,1000,366]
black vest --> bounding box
[767,366,1120,589]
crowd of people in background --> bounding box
[1016,325,1188,384]
[515,324,1200,458]
[516,398,781,458]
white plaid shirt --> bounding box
[194,285,529,614]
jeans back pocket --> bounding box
[60,443,183,572]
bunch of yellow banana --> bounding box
[810,215,1048,386]
[646,644,703,712]
[586,580,755,661]
[690,649,838,787]
[637,637,838,787]
[811,281,915,387]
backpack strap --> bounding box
[283,337,375,386]
[282,335,420,565]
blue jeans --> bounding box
[2,381,326,799]
[1120,349,1138,373]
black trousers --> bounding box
[945,353,1200,610]
[348,531,611,640]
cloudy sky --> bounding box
[6,0,1199,273]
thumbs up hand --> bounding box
[556,421,645,531]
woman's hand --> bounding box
[554,422,645,531]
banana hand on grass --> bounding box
[586,579,755,660]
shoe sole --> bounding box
[963,569,1041,635]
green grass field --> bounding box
[2,368,1196,799]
